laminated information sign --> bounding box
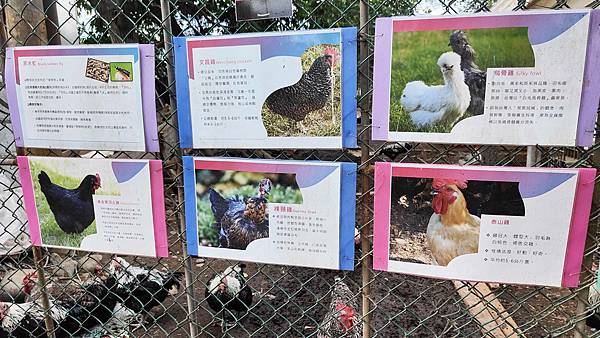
[174,28,357,149]
[17,156,168,257]
[372,9,600,146]
[373,163,595,287]
[6,44,158,151]
[184,157,356,270]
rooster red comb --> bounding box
[323,47,339,56]
[323,47,340,66]
[431,178,467,190]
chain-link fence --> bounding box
[1,0,600,337]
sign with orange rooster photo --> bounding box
[372,9,600,146]
[5,44,159,152]
[373,163,596,287]
[174,28,357,149]
[16,156,169,257]
[183,157,356,270]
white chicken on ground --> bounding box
[400,51,471,128]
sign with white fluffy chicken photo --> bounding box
[174,28,357,149]
[16,156,168,257]
[371,9,600,146]
[183,157,356,270]
[373,163,596,287]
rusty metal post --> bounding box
[17,146,56,338]
[32,246,56,338]
[42,0,61,45]
[359,0,371,337]
[159,1,199,336]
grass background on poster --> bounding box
[389,27,535,132]
[29,161,117,248]
[262,43,342,137]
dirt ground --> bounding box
[389,196,433,265]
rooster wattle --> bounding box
[427,178,480,266]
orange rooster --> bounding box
[427,178,480,266]
[427,178,520,336]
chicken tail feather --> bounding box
[209,188,228,221]
[38,171,52,192]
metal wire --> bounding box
[0,0,599,337]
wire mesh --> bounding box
[0,0,598,337]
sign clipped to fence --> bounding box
[174,28,357,149]
[372,163,595,287]
[183,157,356,270]
[16,156,168,257]
[5,44,159,152]
[371,9,600,146]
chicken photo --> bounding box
[427,178,479,266]
[107,257,182,328]
[210,178,272,250]
[38,171,101,234]
[205,264,253,331]
[265,47,338,123]
[400,52,471,128]
[426,179,518,335]
[449,30,486,116]
[317,277,361,338]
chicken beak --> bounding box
[431,190,439,196]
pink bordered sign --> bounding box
[373,162,595,287]
[372,9,600,146]
[17,156,168,257]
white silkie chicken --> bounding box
[400,51,471,127]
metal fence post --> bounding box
[159,1,200,337]
[359,1,371,337]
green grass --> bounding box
[29,161,115,248]
[389,27,534,133]
[197,184,303,247]
[262,43,342,137]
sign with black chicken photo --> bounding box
[371,9,600,146]
[16,156,169,257]
[183,157,356,270]
[174,28,357,149]
[373,163,595,287]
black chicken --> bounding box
[265,50,337,122]
[210,178,272,250]
[21,266,120,337]
[107,257,182,327]
[462,180,525,217]
[38,171,101,234]
[449,30,486,116]
[53,277,120,336]
[205,264,253,331]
